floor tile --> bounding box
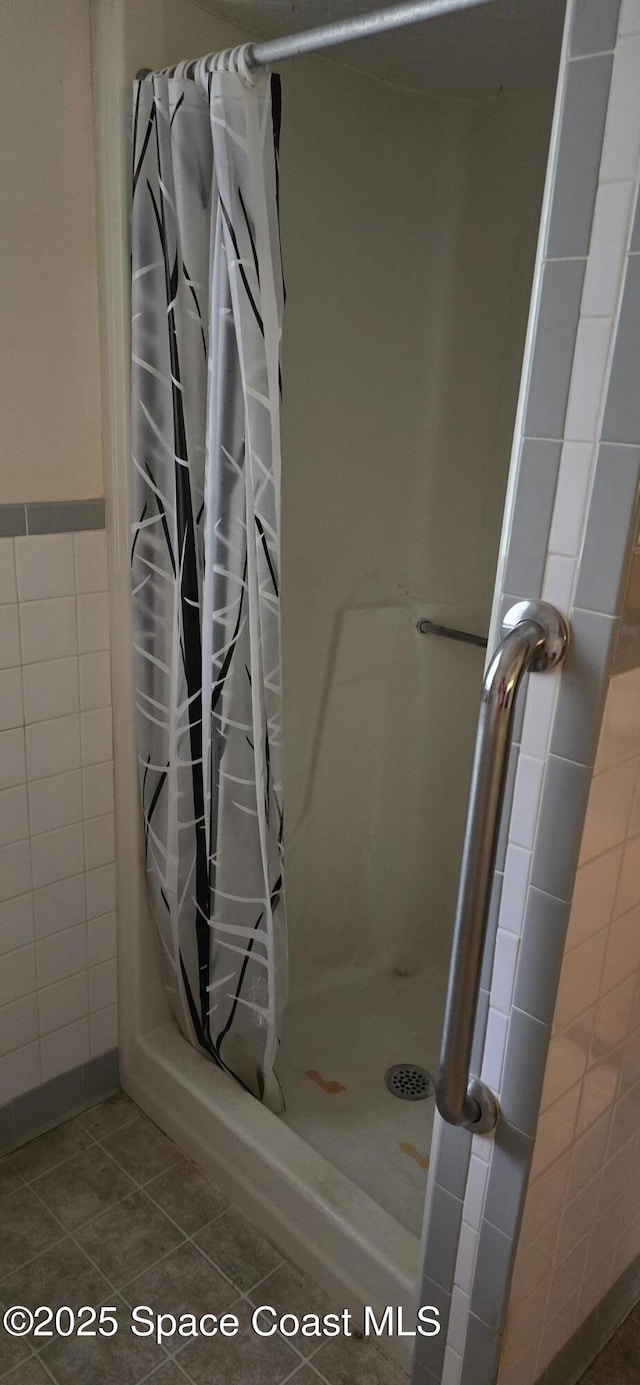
[312,1334,409,1384]
[122,1241,237,1324]
[0,1328,31,1378]
[10,1120,93,1182]
[0,1238,109,1318]
[145,1158,228,1236]
[0,1188,62,1277]
[145,1365,192,1383]
[40,1294,166,1385]
[77,1094,136,1141]
[33,1145,134,1230]
[0,1158,22,1200]
[177,1297,300,1385]
[4,1359,52,1384]
[74,1190,184,1285]
[195,1207,282,1293]
[248,1263,336,1355]
[100,1114,180,1185]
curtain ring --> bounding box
[237,44,257,89]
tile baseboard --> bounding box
[0,1049,119,1155]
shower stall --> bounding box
[90,0,638,1378]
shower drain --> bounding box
[384,1064,434,1101]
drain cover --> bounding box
[384,1064,433,1101]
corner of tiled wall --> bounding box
[416,2,640,1383]
[0,525,116,1112]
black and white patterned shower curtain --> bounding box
[130,66,286,1112]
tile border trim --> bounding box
[0,1048,119,1154]
[0,498,106,537]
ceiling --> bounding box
[206,0,567,97]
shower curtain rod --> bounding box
[138,0,493,80]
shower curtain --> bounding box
[130,65,286,1112]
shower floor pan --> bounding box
[277,962,446,1233]
[123,962,445,1369]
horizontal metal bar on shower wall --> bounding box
[417,618,487,648]
[246,0,494,69]
[138,0,494,80]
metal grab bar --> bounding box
[435,600,570,1134]
[417,618,488,648]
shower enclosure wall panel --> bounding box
[92,0,558,1366]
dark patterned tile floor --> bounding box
[0,1094,407,1384]
[579,1302,640,1384]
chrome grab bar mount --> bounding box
[435,600,570,1135]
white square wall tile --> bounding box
[614,834,640,917]
[31,823,84,889]
[0,606,20,669]
[86,864,115,920]
[483,1006,510,1091]
[0,893,34,956]
[564,319,612,444]
[41,1018,90,1082]
[74,530,108,594]
[79,652,111,711]
[510,756,545,850]
[84,814,115,870]
[0,668,23,732]
[28,770,83,837]
[90,1004,117,1057]
[87,912,116,967]
[454,1220,478,1296]
[521,670,560,759]
[38,971,88,1034]
[491,928,521,1015]
[25,715,80,782]
[33,874,86,939]
[77,593,110,654]
[0,841,31,904]
[19,596,77,665]
[499,845,532,935]
[0,539,16,604]
[0,727,26,791]
[81,708,113,766]
[548,443,594,559]
[37,925,87,989]
[464,1155,490,1231]
[0,785,29,848]
[82,762,114,819]
[543,555,575,613]
[580,760,638,863]
[0,943,36,1006]
[565,846,623,951]
[600,34,640,180]
[581,182,635,319]
[0,1042,40,1103]
[0,994,38,1058]
[553,931,608,1031]
[89,959,117,1012]
[15,534,75,602]
[23,658,79,725]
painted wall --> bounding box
[0,0,103,504]
[279,64,553,988]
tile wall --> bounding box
[0,528,116,1106]
[502,662,640,1385]
[414,2,640,1383]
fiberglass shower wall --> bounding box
[277,57,556,991]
